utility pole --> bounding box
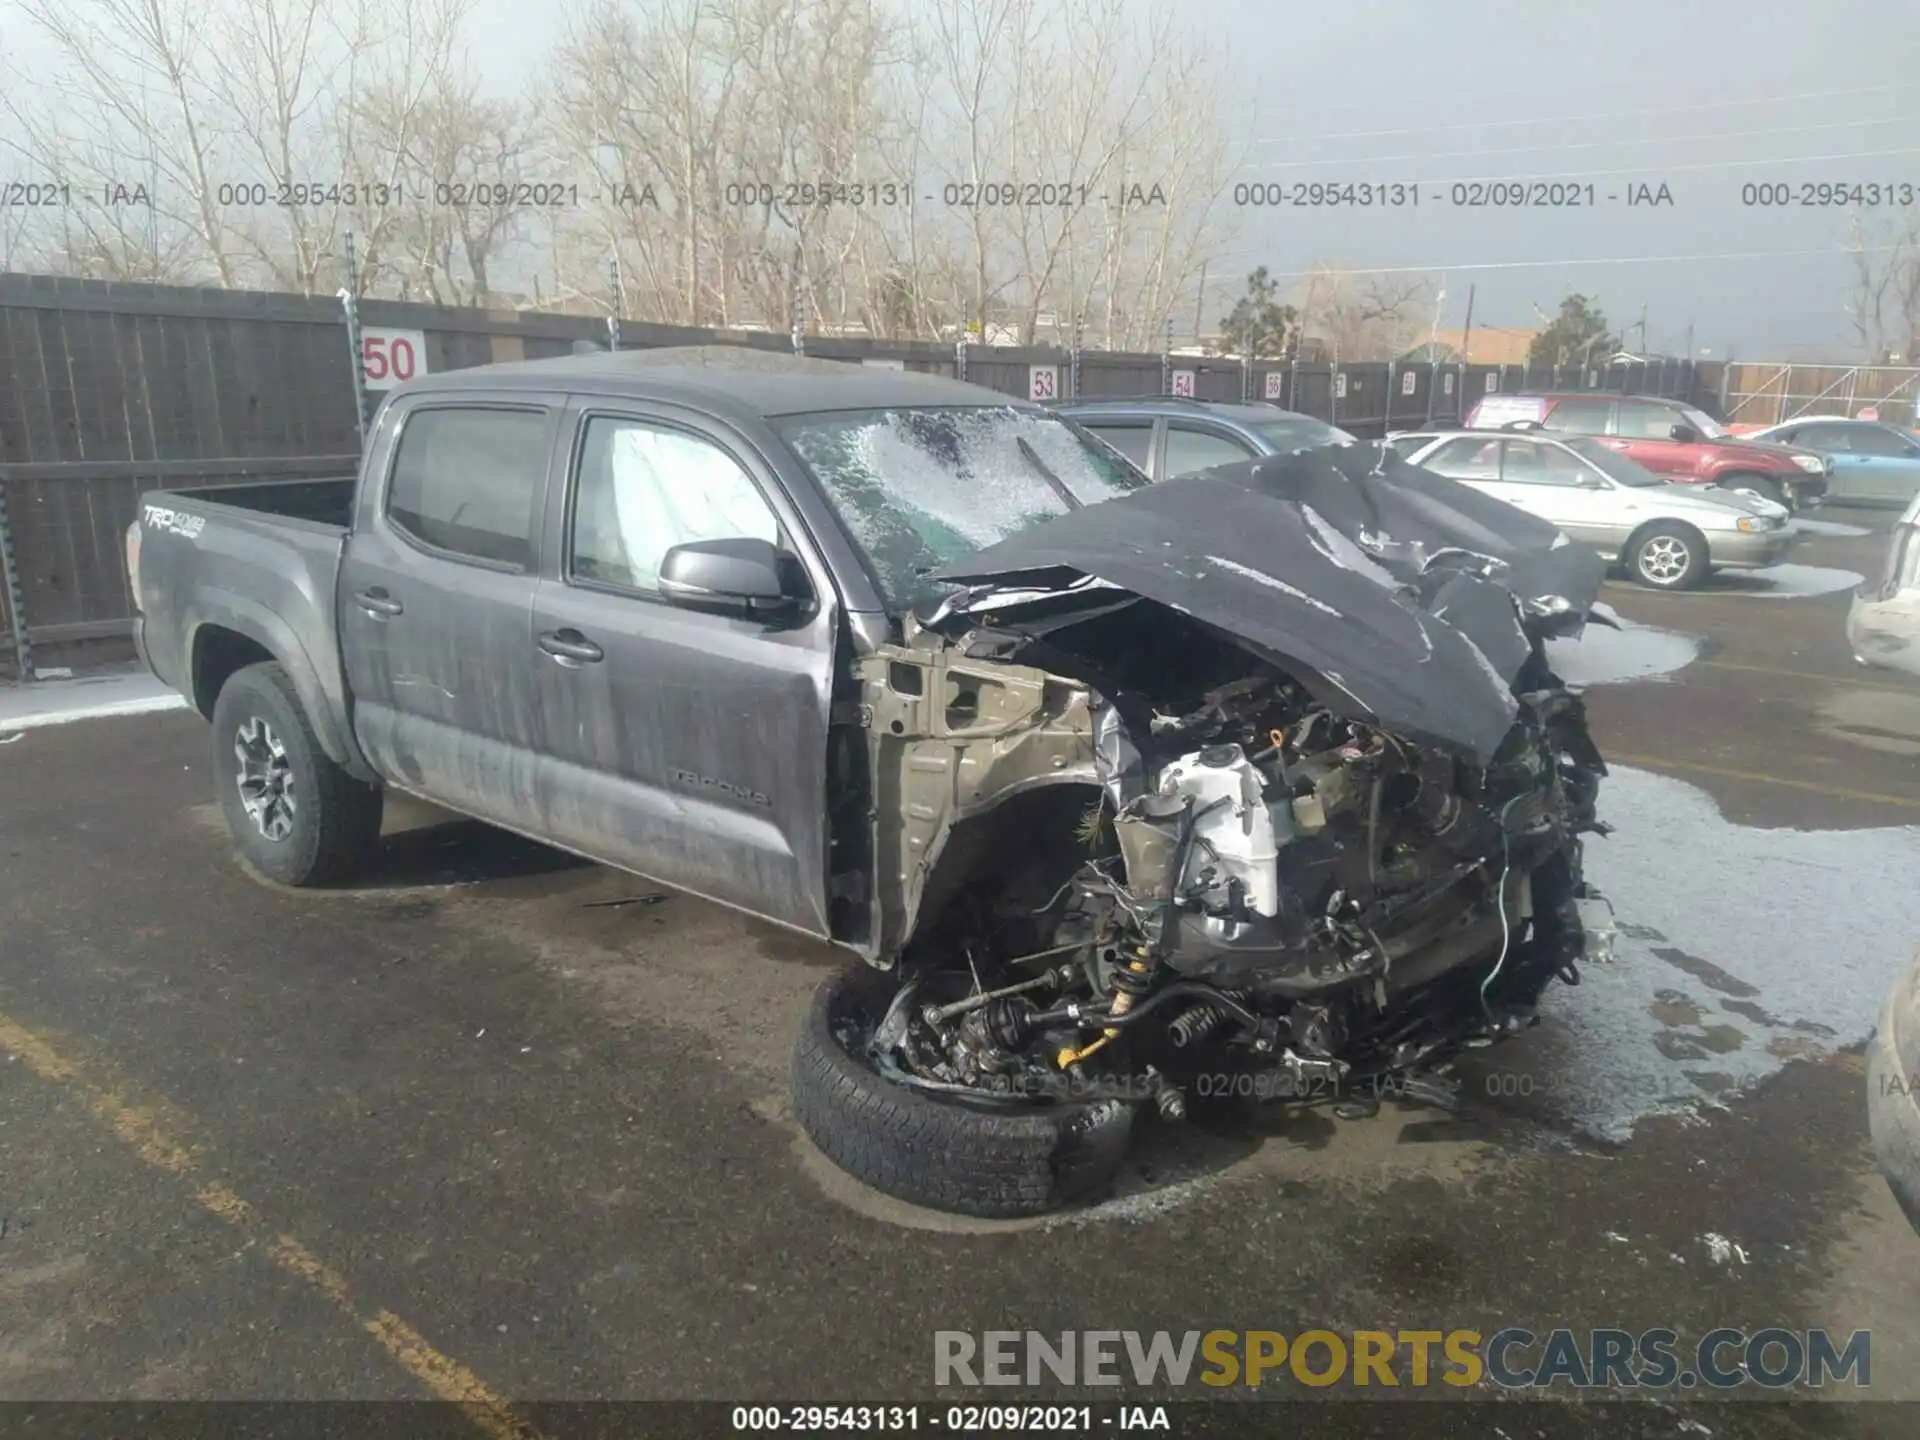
[339,230,367,453]
[607,253,622,352]
[1424,286,1447,425]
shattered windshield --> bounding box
[775,405,1149,609]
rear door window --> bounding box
[386,407,551,568]
[1613,401,1683,439]
[1849,426,1918,457]
[1162,425,1255,477]
[1541,398,1612,434]
[1501,439,1596,485]
[1417,437,1503,480]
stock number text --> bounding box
[1743,181,1918,207]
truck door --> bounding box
[529,400,839,938]
[339,396,559,830]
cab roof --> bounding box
[395,344,1028,419]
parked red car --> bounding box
[1463,392,1831,511]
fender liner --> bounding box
[186,588,378,784]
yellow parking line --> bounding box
[0,1011,543,1440]
[1610,752,1920,811]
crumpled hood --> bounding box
[927,445,1606,765]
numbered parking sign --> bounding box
[1264,371,1284,400]
[1400,369,1417,396]
[1171,369,1195,397]
[361,327,427,390]
[1443,372,1455,396]
[1485,371,1501,393]
[1028,364,1059,401]
[1333,373,1348,400]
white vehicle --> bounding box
[1849,489,1920,676]
[1394,430,1797,590]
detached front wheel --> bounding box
[790,963,1138,1218]
[211,661,383,886]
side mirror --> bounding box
[658,537,807,618]
[1668,423,1700,443]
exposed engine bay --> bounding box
[842,453,1615,1124]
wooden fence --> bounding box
[0,270,1722,674]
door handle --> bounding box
[354,587,403,618]
[538,629,604,666]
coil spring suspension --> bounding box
[1056,944,1155,1069]
[1168,990,1249,1048]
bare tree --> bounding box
[9,0,481,293]
[1294,264,1435,361]
[896,0,1241,347]
[544,0,911,331]
[1846,211,1920,362]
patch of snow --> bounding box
[1703,1233,1749,1265]
[1545,617,1703,687]
[1533,764,1920,1142]
[1791,518,1872,538]
[1720,563,1864,599]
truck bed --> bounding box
[132,477,361,767]
[165,476,358,529]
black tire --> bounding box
[1716,472,1785,508]
[1868,950,1920,1234]
[1627,521,1709,590]
[211,661,383,886]
[790,963,1139,1218]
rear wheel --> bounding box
[211,661,383,886]
[1628,522,1709,590]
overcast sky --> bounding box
[7,0,1916,358]
[1199,0,1920,359]
[439,0,1920,358]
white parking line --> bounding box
[0,692,189,733]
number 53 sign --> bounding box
[360,328,428,390]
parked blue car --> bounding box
[1052,398,1357,480]
[1744,418,1920,506]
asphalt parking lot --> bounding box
[3,510,1919,1437]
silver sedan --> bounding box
[1397,430,1798,590]
[1849,491,1920,676]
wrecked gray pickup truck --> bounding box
[127,347,1610,1217]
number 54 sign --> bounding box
[361,327,427,390]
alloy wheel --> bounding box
[1638,535,1692,584]
[234,716,297,842]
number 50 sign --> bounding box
[361,327,428,390]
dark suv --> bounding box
[1053,398,1356,479]
[1462,392,1831,511]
